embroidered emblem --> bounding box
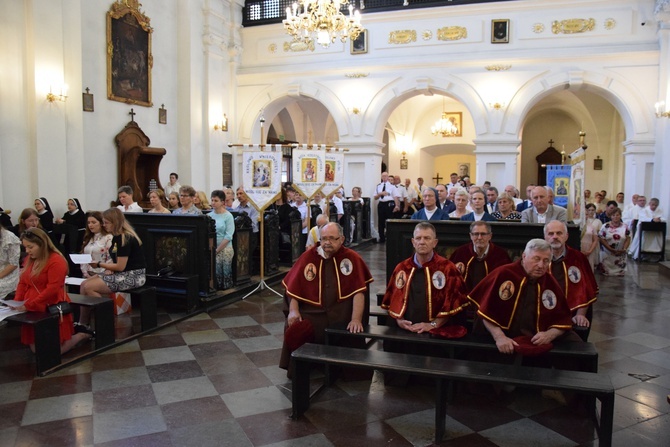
[340,258,353,276]
[568,266,581,283]
[395,271,407,289]
[499,280,514,300]
[304,263,317,281]
[455,262,465,275]
[542,290,557,309]
[432,271,446,289]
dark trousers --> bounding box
[377,201,394,242]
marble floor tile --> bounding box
[232,334,284,353]
[93,405,166,444]
[141,345,196,366]
[477,418,575,447]
[93,383,157,413]
[151,376,219,406]
[180,328,230,345]
[160,395,233,430]
[237,408,319,446]
[213,315,259,329]
[386,408,473,446]
[0,381,31,405]
[15,416,93,446]
[168,419,252,447]
[22,392,93,425]
[29,372,92,399]
[209,367,273,394]
[91,366,152,392]
[137,333,187,350]
[261,433,335,447]
[146,359,205,383]
[221,385,292,418]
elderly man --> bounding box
[468,239,577,354]
[305,214,330,249]
[382,222,467,333]
[279,223,373,371]
[411,188,443,221]
[450,221,512,292]
[405,178,419,213]
[461,190,497,222]
[504,185,523,207]
[234,187,259,231]
[516,184,535,212]
[521,186,567,223]
[544,221,598,340]
[374,172,399,243]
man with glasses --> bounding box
[382,222,467,333]
[468,239,576,354]
[450,221,511,292]
[279,223,373,372]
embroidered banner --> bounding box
[546,165,571,209]
[569,148,586,225]
[320,151,345,198]
[241,146,283,211]
[292,148,326,200]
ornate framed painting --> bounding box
[107,0,153,107]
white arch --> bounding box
[504,69,654,140]
[238,83,350,143]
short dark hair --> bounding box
[170,172,179,179]
[118,185,133,196]
[211,190,225,201]
[606,200,618,207]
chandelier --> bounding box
[431,98,458,137]
[283,0,364,48]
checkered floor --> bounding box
[1,244,669,446]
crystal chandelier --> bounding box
[283,0,364,48]
[431,98,458,137]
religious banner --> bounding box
[241,146,283,211]
[569,148,586,225]
[292,147,326,199]
[320,151,345,197]
[546,165,571,208]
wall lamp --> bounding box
[213,114,228,131]
[655,101,670,118]
[46,85,68,103]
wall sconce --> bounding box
[213,114,228,131]
[655,101,670,118]
[489,102,506,111]
[400,150,408,169]
[46,84,68,103]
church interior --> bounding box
[1,0,670,445]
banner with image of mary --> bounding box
[241,146,283,211]
[320,151,344,197]
[292,147,326,199]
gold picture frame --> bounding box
[491,19,510,44]
[82,88,94,112]
[158,104,167,124]
[350,30,368,55]
[107,1,153,107]
[444,112,462,137]
[400,158,408,170]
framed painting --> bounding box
[491,19,510,44]
[107,1,153,107]
[444,112,462,137]
[350,30,368,55]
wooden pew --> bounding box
[291,343,614,446]
[4,312,61,376]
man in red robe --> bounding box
[449,221,512,292]
[382,222,468,332]
[279,222,373,370]
[468,239,576,354]
[544,220,598,340]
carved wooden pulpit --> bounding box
[535,139,562,186]
[115,121,166,208]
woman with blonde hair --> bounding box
[194,190,212,213]
[8,228,92,352]
[79,208,146,325]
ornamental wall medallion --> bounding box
[283,40,315,52]
[552,18,596,34]
[604,18,616,30]
[422,30,432,40]
[533,23,545,33]
[389,30,416,44]
[437,26,467,41]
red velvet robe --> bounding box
[381,252,468,320]
[467,261,573,332]
[14,252,73,345]
[282,245,373,307]
[551,246,598,311]
[449,242,512,291]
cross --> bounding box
[432,172,443,185]
[129,108,136,122]
[548,138,554,147]
[85,87,90,94]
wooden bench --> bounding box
[325,323,599,373]
[291,343,615,446]
[127,286,158,331]
[68,294,115,349]
[4,312,61,376]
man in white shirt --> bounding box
[404,178,419,213]
[116,186,143,213]
[392,175,407,218]
[504,185,523,207]
[374,172,399,243]
[520,186,567,224]
[306,214,330,249]
[164,173,181,197]
[446,172,460,190]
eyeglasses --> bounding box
[470,232,491,238]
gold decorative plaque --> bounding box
[533,23,545,33]
[437,26,467,41]
[283,40,315,52]
[604,18,616,30]
[389,30,417,45]
[485,64,512,72]
[344,72,369,78]
[552,18,596,34]
[268,43,277,53]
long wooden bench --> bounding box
[291,343,615,446]
[127,286,158,331]
[325,323,599,373]
[4,312,61,376]
[68,294,115,349]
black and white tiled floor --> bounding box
[1,244,670,446]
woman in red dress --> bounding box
[9,228,92,353]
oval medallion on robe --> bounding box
[455,262,465,275]
[395,271,407,289]
[542,290,557,309]
[568,266,581,283]
[340,258,353,276]
[304,263,317,281]
[499,280,514,300]
[432,271,446,289]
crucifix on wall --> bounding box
[432,173,443,185]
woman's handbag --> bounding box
[47,301,72,322]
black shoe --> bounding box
[74,324,95,340]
